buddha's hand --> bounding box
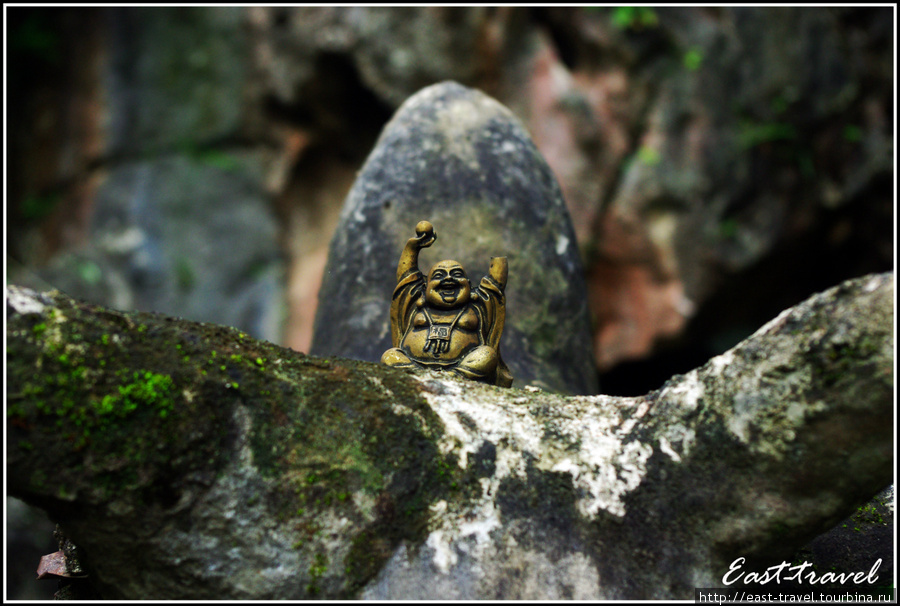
[413,220,436,249]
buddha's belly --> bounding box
[401,326,481,364]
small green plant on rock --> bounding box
[610,6,659,30]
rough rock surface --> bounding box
[6,272,893,599]
[245,6,893,376]
[7,7,284,345]
[12,155,284,344]
[785,485,894,591]
[104,7,248,156]
[310,81,597,394]
[502,7,895,376]
[8,7,892,379]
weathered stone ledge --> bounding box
[5,272,893,599]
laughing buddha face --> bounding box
[425,260,471,309]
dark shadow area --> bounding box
[264,51,394,163]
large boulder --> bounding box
[5,272,893,599]
[310,81,597,394]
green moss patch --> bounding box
[6,296,237,504]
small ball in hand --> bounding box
[415,221,434,237]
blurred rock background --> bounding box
[5,6,894,599]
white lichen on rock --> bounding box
[411,372,660,581]
[7,285,49,315]
[419,375,658,521]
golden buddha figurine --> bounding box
[381,221,513,387]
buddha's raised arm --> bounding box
[396,220,437,282]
